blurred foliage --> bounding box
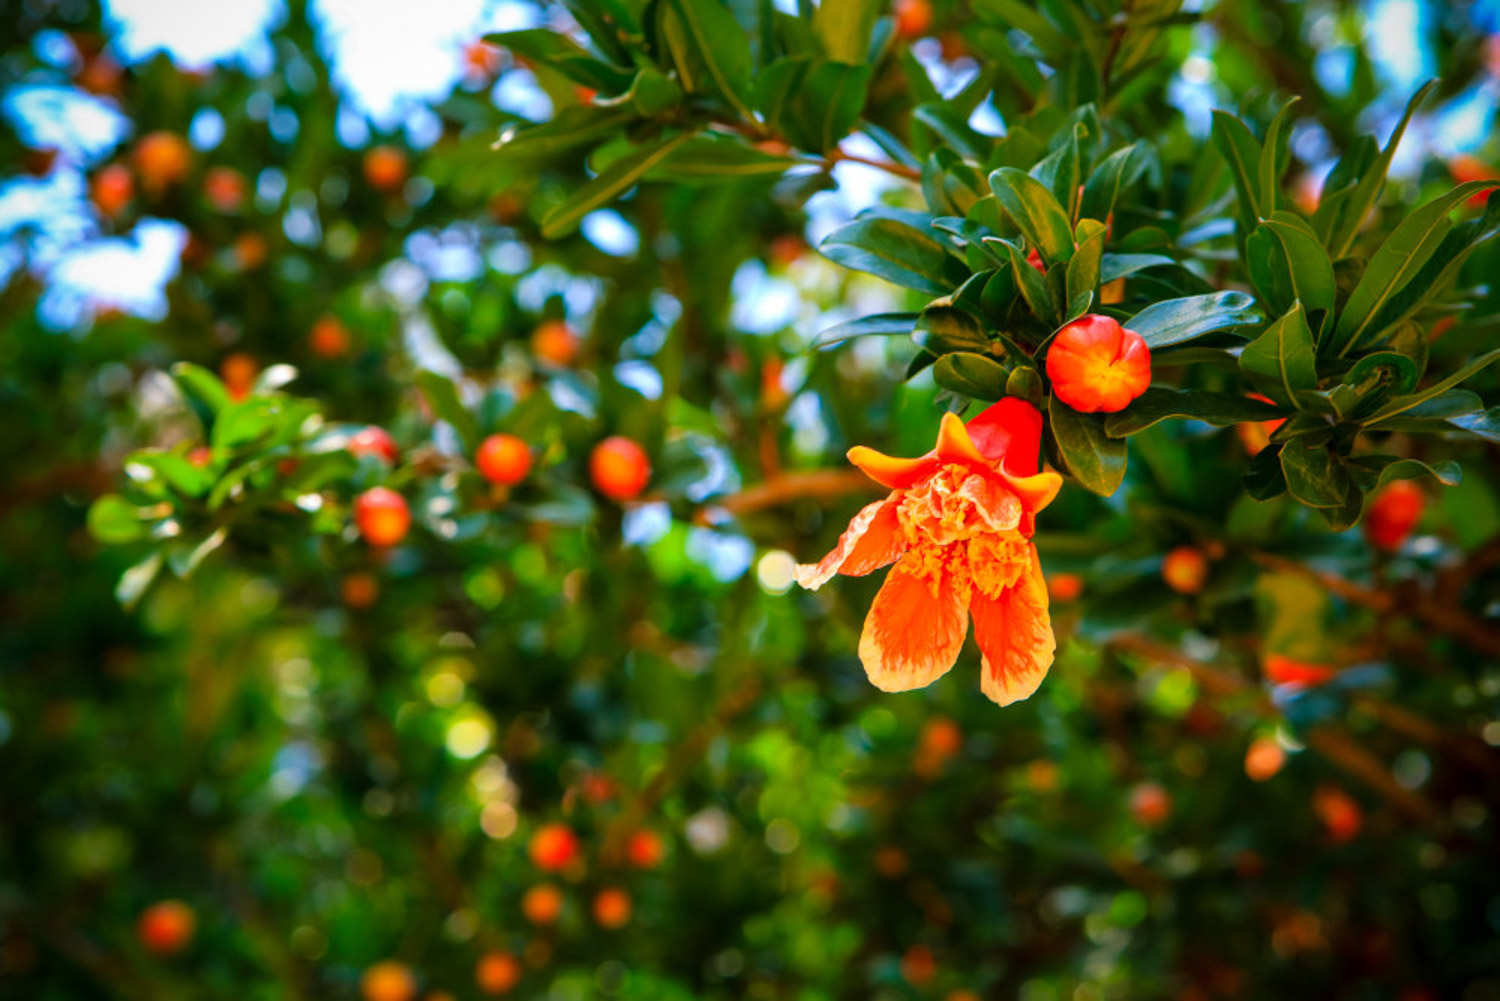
[3,2,1500,1001]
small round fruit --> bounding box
[355,487,411,547]
[342,572,380,609]
[625,829,664,869]
[1161,545,1208,595]
[133,131,192,194]
[364,145,409,193]
[521,884,563,925]
[1046,313,1151,413]
[893,0,934,40]
[475,951,521,995]
[233,232,267,270]
[1244,737,1286,782]
[531,320,580,367]
[203,166,246,212]
[589,437,651,502]
[592,887,631,929]
[1129,782,1171,827]
[309,315,352,358]
[1364,480,1425,552]
[348,426,399,464]
[900,944,937,986]
[138,900,195,955]
[1313,785,1362,843]
[919,717,962,758]
[361,961,417,1001]
[1263,654,1336,687]
[1047,572,1083,602]
[220,352,258,401]
[91,163,134,218]
[528,823,579,872]
[476,433,532,486]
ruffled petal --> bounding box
[972,547,1055,706]
[966,398,1043,476]
[794,496,907,591]
[955,471,1023,533]
[1000,469,1063,522]
[847,446,940,489]
[858,556,968,693]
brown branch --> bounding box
[694,468,881,524]
[824,147,923,182]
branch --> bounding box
[694,468,880,524]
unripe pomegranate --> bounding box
[528,823,579,871]
[203,166,246,211]
[361,961,417,1001]
[348,426,398,464]
[893,0,933,40]
[309,315,352,358]
[137,900,195,955]
[476,433,532,486]
[625,829,664,869]
[1244,737,1286,781]
[1129,781,1171,827]
[589,437,651,502]
[355,487,411,547]
[531,320,580,367]
[91,163,134,218]
[592,887,631,928]
[475,951,521,994]
[521,883,563,925]
[364,145,409,193]
[133,131,192,195]
[1162,546,1208,594]
[1364,480,1425,551]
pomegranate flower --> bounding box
[796,399,1062,705]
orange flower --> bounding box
[795,399,1061,705]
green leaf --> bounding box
[1103,388,1282,437]
[989,167,1075,264]
[648,134,803,180]
[170,362,230,417]
[913,103,991,161]
[1049,395,1127,496]
[1065,218,1106,316]
[1006,365,1043,405]
[1279,436,1350,509]
[972,0,1067,56]
[934,352,1010,400]
[1449,407,1500,442]
[486,29,635,92]
[1210,110,1262,224]
[1311,135,1378,242]
[1099,253,1174,282]
[1366,348,1500,424]
[1257,97,1298,216]
[1244,213,1334,324]
[128,451,215,498]
[820,213,967,294]
[166,527,227,578]
[1079,143,1145,225]
[495,105,638,159]
[1124,290,1263,349]
[1031,123,1084,220]
[88,494,148,544]
[541,133,694,238]
[1327,80,1436,258]
[1239,302,1317,406]
[814,312,918,348]
[1329,181,1498,356]
[416,371,481,453]
[914,305,988,355]
[813,0,879,63]
[602,66,684,116]
[1363,456,1462,489]
[116,551,163,609]
[999,240,1059,327]
[212,399,281,450]
[661,0,755,119]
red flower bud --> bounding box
[1045,313,1151,413]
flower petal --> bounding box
[794,497,907,591]
[965,398,1043,476]
[972,548,1055,706]
[847,446,939,489]
[858,556,967,693]
[935,411,989,467]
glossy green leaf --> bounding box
[812,0,879,63]
[88,494,148,544]
[648,134,805,180]
[820,213,967,294]
[1000,240,1059,327]
[1079,143,1145,224]
[494,105,637,159]
[115,551,163,610]
[914,305,988,355]
[416,371,481,453]
[1049,395,1127,496]
[486,29,635,92]
[934,352,1009,400]
[1239,302,1316,406]
[1210,110,1262,224]
[1104,388,1282,437]
[814,312,918,349]
[1245,213,1334,323]
[661,0,755,119]
[1365,348,1500,424]
[1065,218,1106,314]
[989,167,1075,264]
[1124,290,1262,349]
[1327,80,1436,258]
[1257,97,1298,216]
[171,362,230,417]
[1279,436,1349,509]
[1099,253,1174,282]
[541,132,693,238]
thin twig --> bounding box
[694,468,880,524]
